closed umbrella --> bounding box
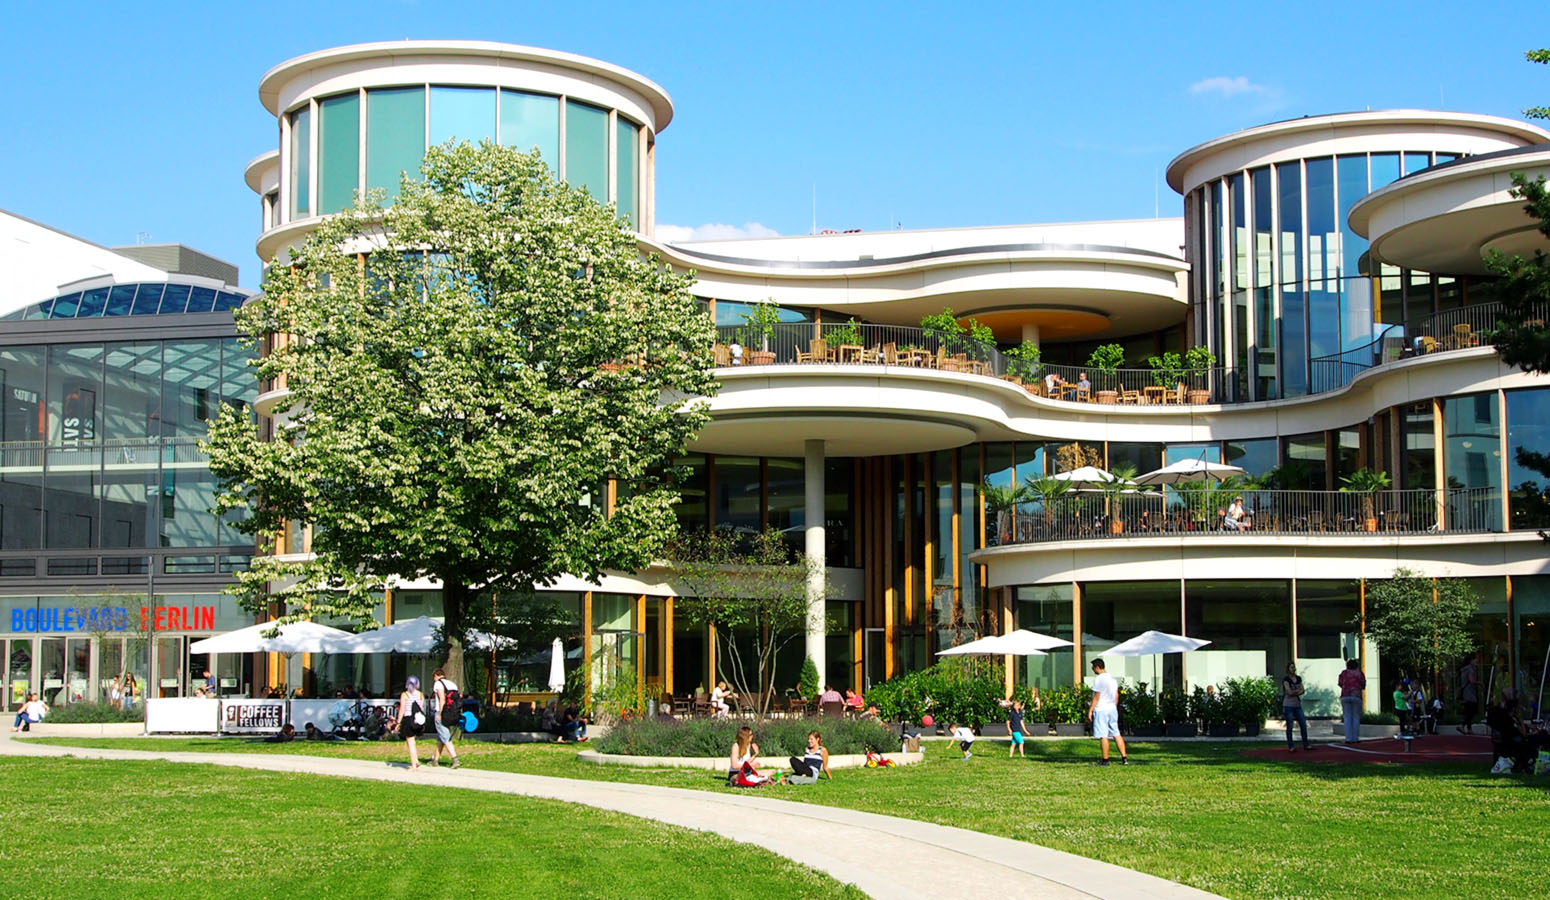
[1134,458,1245,486]
[547,637,566,692]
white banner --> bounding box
[221,699,287,734]
[146,697,221,733]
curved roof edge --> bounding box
[1165,109,1550,193]
[1348,143,1550,238]
[258,40,674,130]
[244,150,279,194]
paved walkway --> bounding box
[1,734,1222,900]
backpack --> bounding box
[437,680,463,727]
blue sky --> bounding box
[2,1,1545,287]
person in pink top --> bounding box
[1337,658,1366,744]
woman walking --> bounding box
[398,675,428,770]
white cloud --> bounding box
[1189,76,1268,98]
[656,221,780,243]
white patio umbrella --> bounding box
[325,616,440,655]
[937,631,1060,657]
[1133,458,1246,486]
[546,637,566,692]
[1102,630,1211,656]
[190,620,353,656]
[1051,466,1133,491]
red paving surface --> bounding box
[1243,733,1495,765]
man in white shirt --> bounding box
[1086,658,1128,766]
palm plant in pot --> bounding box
[1024,474,1075,539]
[1097,463,1140,534]
[982,480,1027,547]
[1339,467,1393,532]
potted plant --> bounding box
[1123,687,1164,737]
[1004,340,1042,384]
[921,308,966,355]
[739,300,783,364]
[1086,343,1125,377]
[1224,676,1274,736]
[1145,350,1186,388]
[982,480,1026,546]
[1024,475,1075,538]
[1097,463,1140,534]
[823,317,863,349]
[1340,467,1393,532]
[1043,683,1085,735]
[1160,689,1195,737]
[1195,685,1239,737]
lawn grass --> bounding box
[0,756,865,900]
[28,734,1550,900]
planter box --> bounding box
[1207,723,1241,737]
[1053,723,1086,737]
[1129,725,1165,737]
[1164,723,1198,737]
[746,350,776,365]
[1242,722,1262,737]
[978,723,1009,737]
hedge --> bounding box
[595,716,896,757]
[38,702,144,724]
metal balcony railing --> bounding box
[714,323,1237,404]
[986,486,1500,546]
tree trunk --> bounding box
[442,578,468,689]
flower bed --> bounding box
[594,716,895,757]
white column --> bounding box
[1021,322,1041,347]
[804,439,827,680]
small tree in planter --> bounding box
[1097,463,1140,534]
[822,317,863,349]
[1123,686,1163,736]
[739,300,784,363]
[1339,467,1393,532]
[1184,345,1217,390]
[1223,676,1275,736]
[798,656,821,702]
[1042,683,1085,734]
[1086,344,1126,391]
[1145,350,1186,388]
[1024,475,1075,537]
[1194,685,1238,736]
[1159,688,1195,736]
[1004,340,1042,383]
[921,309,967,357]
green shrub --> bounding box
[595,716,896,757]
[1085,343,1125,373]
[866,660,1009,727]
[1159,689,1190,724]
[1223,676,1277,726]
[42,702,143,724]
[1041,683,1086,724]
[1121,688,1161,727]
[798,656,820,701]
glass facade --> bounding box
[1505,387,1550,529]
[281,87,643,229]
[1185,148,1470,400]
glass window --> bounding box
[1184,580,1291,689]
[49,344,101,444]
[1224,438,1277,477]
[43,446,97,548]
[711,456,760,536]
[76,288,108,318]
[1014,584,1073,691]
[290,106,311,218]
[825,457,853,567]
[219,338,255,416]
[1165,443,1220,465]
[101,342,161,441]
[130,284,164,316]
[1229,173,1247,292]
[1295,580,1360,716]
[1305,157,1339,363]
[1402,403,1435,491]
[318,92,361,215]
[1281,433,1327,489]
[185,287,216,314]
[101,453,156,549]
[564,100,608,200]
[499,90,559,167]
[1506,387,1550,530]
[160,340,220,438]
[161,442,218,549]
[1082,581,1182,689]
[1334,428,1361,483]
[429,85,496,147]
[1444,392,1501,529]
[615,117,640,226]
[1107,442,1162,478]
[766,457,804,555]
[1276,161,1306,397]
[157,284,191,315]
[1513,575,1550,699]
[984,443,1014,546]
[672,454,708,535]
[1370,153,1400,190]
[0,347,44,550]
[1403,151,1432,175]
[104,284,137,317]
[366,87,426,203]
[1251,167,1273,289]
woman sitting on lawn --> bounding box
[729,725,778,786]
[787,730,831,784]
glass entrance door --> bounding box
[66,638,90,704]
[6,640,32,711]
[156,636,183,697]
[39,638,65,705]
[863,628,885,691]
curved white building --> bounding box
[227,43,1550,713]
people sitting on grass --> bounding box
[729,725,779,786]
[1486,691,1545,773]
[561,705,588,743]
[10,692,47,732]
[304,722,342,741]
[787,731,831,784]
[948,722,976,760]
[265,723,296,743]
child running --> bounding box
[1000,698,1034,757]
[948,722,976,760]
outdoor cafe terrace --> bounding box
[986,486,1502,546]
[712,299,1541,405]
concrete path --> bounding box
[0,735,1222,900]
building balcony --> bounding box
[986,486,1501,547]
